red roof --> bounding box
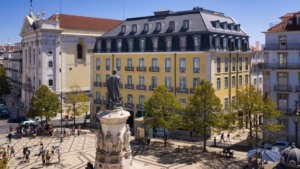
[49,14,122,31]
[267,12,300,32]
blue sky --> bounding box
[1,0,300,46]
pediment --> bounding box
[20,16,36,35]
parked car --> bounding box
[19,120,39,126]
[263,141,291,152]
[0,104,6,109]
[153,128,171,138]
[8,116,28,123]
[0,107,10,117]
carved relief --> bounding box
[123,124,131,150]
[105,131,113,154]
[115,131,123,152]
[97,130,104,151]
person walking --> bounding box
[45,150,51,164]
[7,132,12,143]
[6,145,10,157]
[86,162,94,169]
[41,153,46,165]
[219,133,226,143]
[77,125,81,136]
[56,148,61,163]
[226,132,231,142]
[23,146,27,159]
[10,146,15,157]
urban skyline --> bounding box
[1,0,300,46]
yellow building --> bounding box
[92,8,251,127]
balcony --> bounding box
[116,67,121,71]
[190,88,196,94]
[136,84,146,90]
[193,68,200,73]
[96,66,100,70]
[263,63,300,69]
[264,44,300,50]
[94,82,102,87]
[274,85,292,92]
[125,84,134,89]
[296,85,300,92]
[119,83,123,89]
[179,68,186,73]
[136,104,144,110]
[176,87,188,93]
[106,66,110,70]
[277,107,292,115]
[137,66,146,72]
[125,103,134,109]
[125,66,134,71]
[165,67,171,72]
[149,67,159,72]
[149,85,157,91]
[94,99,102,105]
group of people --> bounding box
[16,124,54,138]
[38,142,61,165]
[219,132,231,143]
[0,145,15,160]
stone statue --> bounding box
[105,131,113,153]
[116,131,123,152]
[106,69,122,109]
[97,130,104,150]
[123,124,131,150]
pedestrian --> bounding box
[85,162,94,169]
[56,148,61,162]
[219,133,225,143]
[7,145,10,157]
[226,132,231,142]
[77,125,81,136]
[25,150,30,163]
[23,146,27,159]
[41,153,46,165]
[9,126,12,132]
[10,146,15,157]
[46,150,51,164]
[7,132,12,143]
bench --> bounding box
[220,147,234,158]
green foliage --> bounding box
[27,85,60,123]
[144,86,183,146]
[185,79,222,152]
[0,66,11,95]
[64,84,89,125]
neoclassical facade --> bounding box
[20,8,121,110]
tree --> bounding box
[235,85,283,146]
[27,85,60,124]
[144,86,183,147]
[0,65,11,96]
[185,79,222,152]
[64,84,90,126]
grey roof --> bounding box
[100,8,248,39]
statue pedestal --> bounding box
[95,108,132,169]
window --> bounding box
[179,77,186,89]
[127,58,132,67]
[277,72,288,86]
[215,21,220,29]
[259,78,262,85]
[193,58,200,73]
[278,53,287,68]
[127,75,133,85]
[223,38,227,50]
[193,35,201,50]
[121,25,126,33]
[224,98,229,110]
[245,75,249,85]
[245,57,248,70]
[117,39,122,52]
[116,58,121,71]
[151,76,157,87]
[132,24,137,33]
[127,38,133,52]
[152,37,158,51]
[106,58,110,70]
[48,79,53,86]
[48,60,53,68]
[222,22,227,30]
[96,91,101,100]
[106,74,110,81]
[179,99,187,107]
[239,75,242,86]
[165,36,172,51]
[144,23,149,32]
[183,20,189,29]
[180,36,187,51]
[225,77,228,88]
[217,78,221,90]
[77,44,83,59]
[152,58,158,67]
[139,38,146,51]
[225,57,228,72]
[232,76,236,87]
[232,96,236,106]
[179,58,186,73]
[96,58,100,70]
[237,39,241,50]
[279,35,287,50]
[156,22,161,32]
[127,94,133,104]
[165,76,171,88]
[139,95,145,105]
[278,94,288,109]
[96,74,101,83]
[169,21,175,31]
[239,57,242,71]
[139,58,145,67]
[139,75,145,85]
[217,57,221,73]
[232,57,236,71]
[193,78,200,88]
[165,58,171,72]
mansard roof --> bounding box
[99,7,248,39]
[49,14,122,31]
[267,11,300,32]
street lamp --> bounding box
[293,101,300,148]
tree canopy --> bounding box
[0,65,11,95]
[185,79,222,152]
[27,85,60,124]
[144,85,183,147]
[64,84,90,125]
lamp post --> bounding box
[16,106,19,117]
[293,101,300,148]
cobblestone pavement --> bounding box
[3,131,248,169]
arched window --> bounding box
[48,60,53,67]
[77,44,83,59]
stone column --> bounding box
[95,108,132,169]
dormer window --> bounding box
[117,39,122,52]
[169,21,175,31]
[165,36,172,51]
[121,25,126,33]
[152,37,159,52]
[222,22,227,30]
[183,20,189,29]
[230,24,234,31]
[144,23,149,32]
[106,39,111,52]
[127,38,133,52]
[235,24,241,32]
[193,35,201,51]
[139,38,146,52]
[132,24,137,33]
[215,20,220,29]
[156,22,162,32]
[179,36,187,51]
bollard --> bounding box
[214,137,217,147]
